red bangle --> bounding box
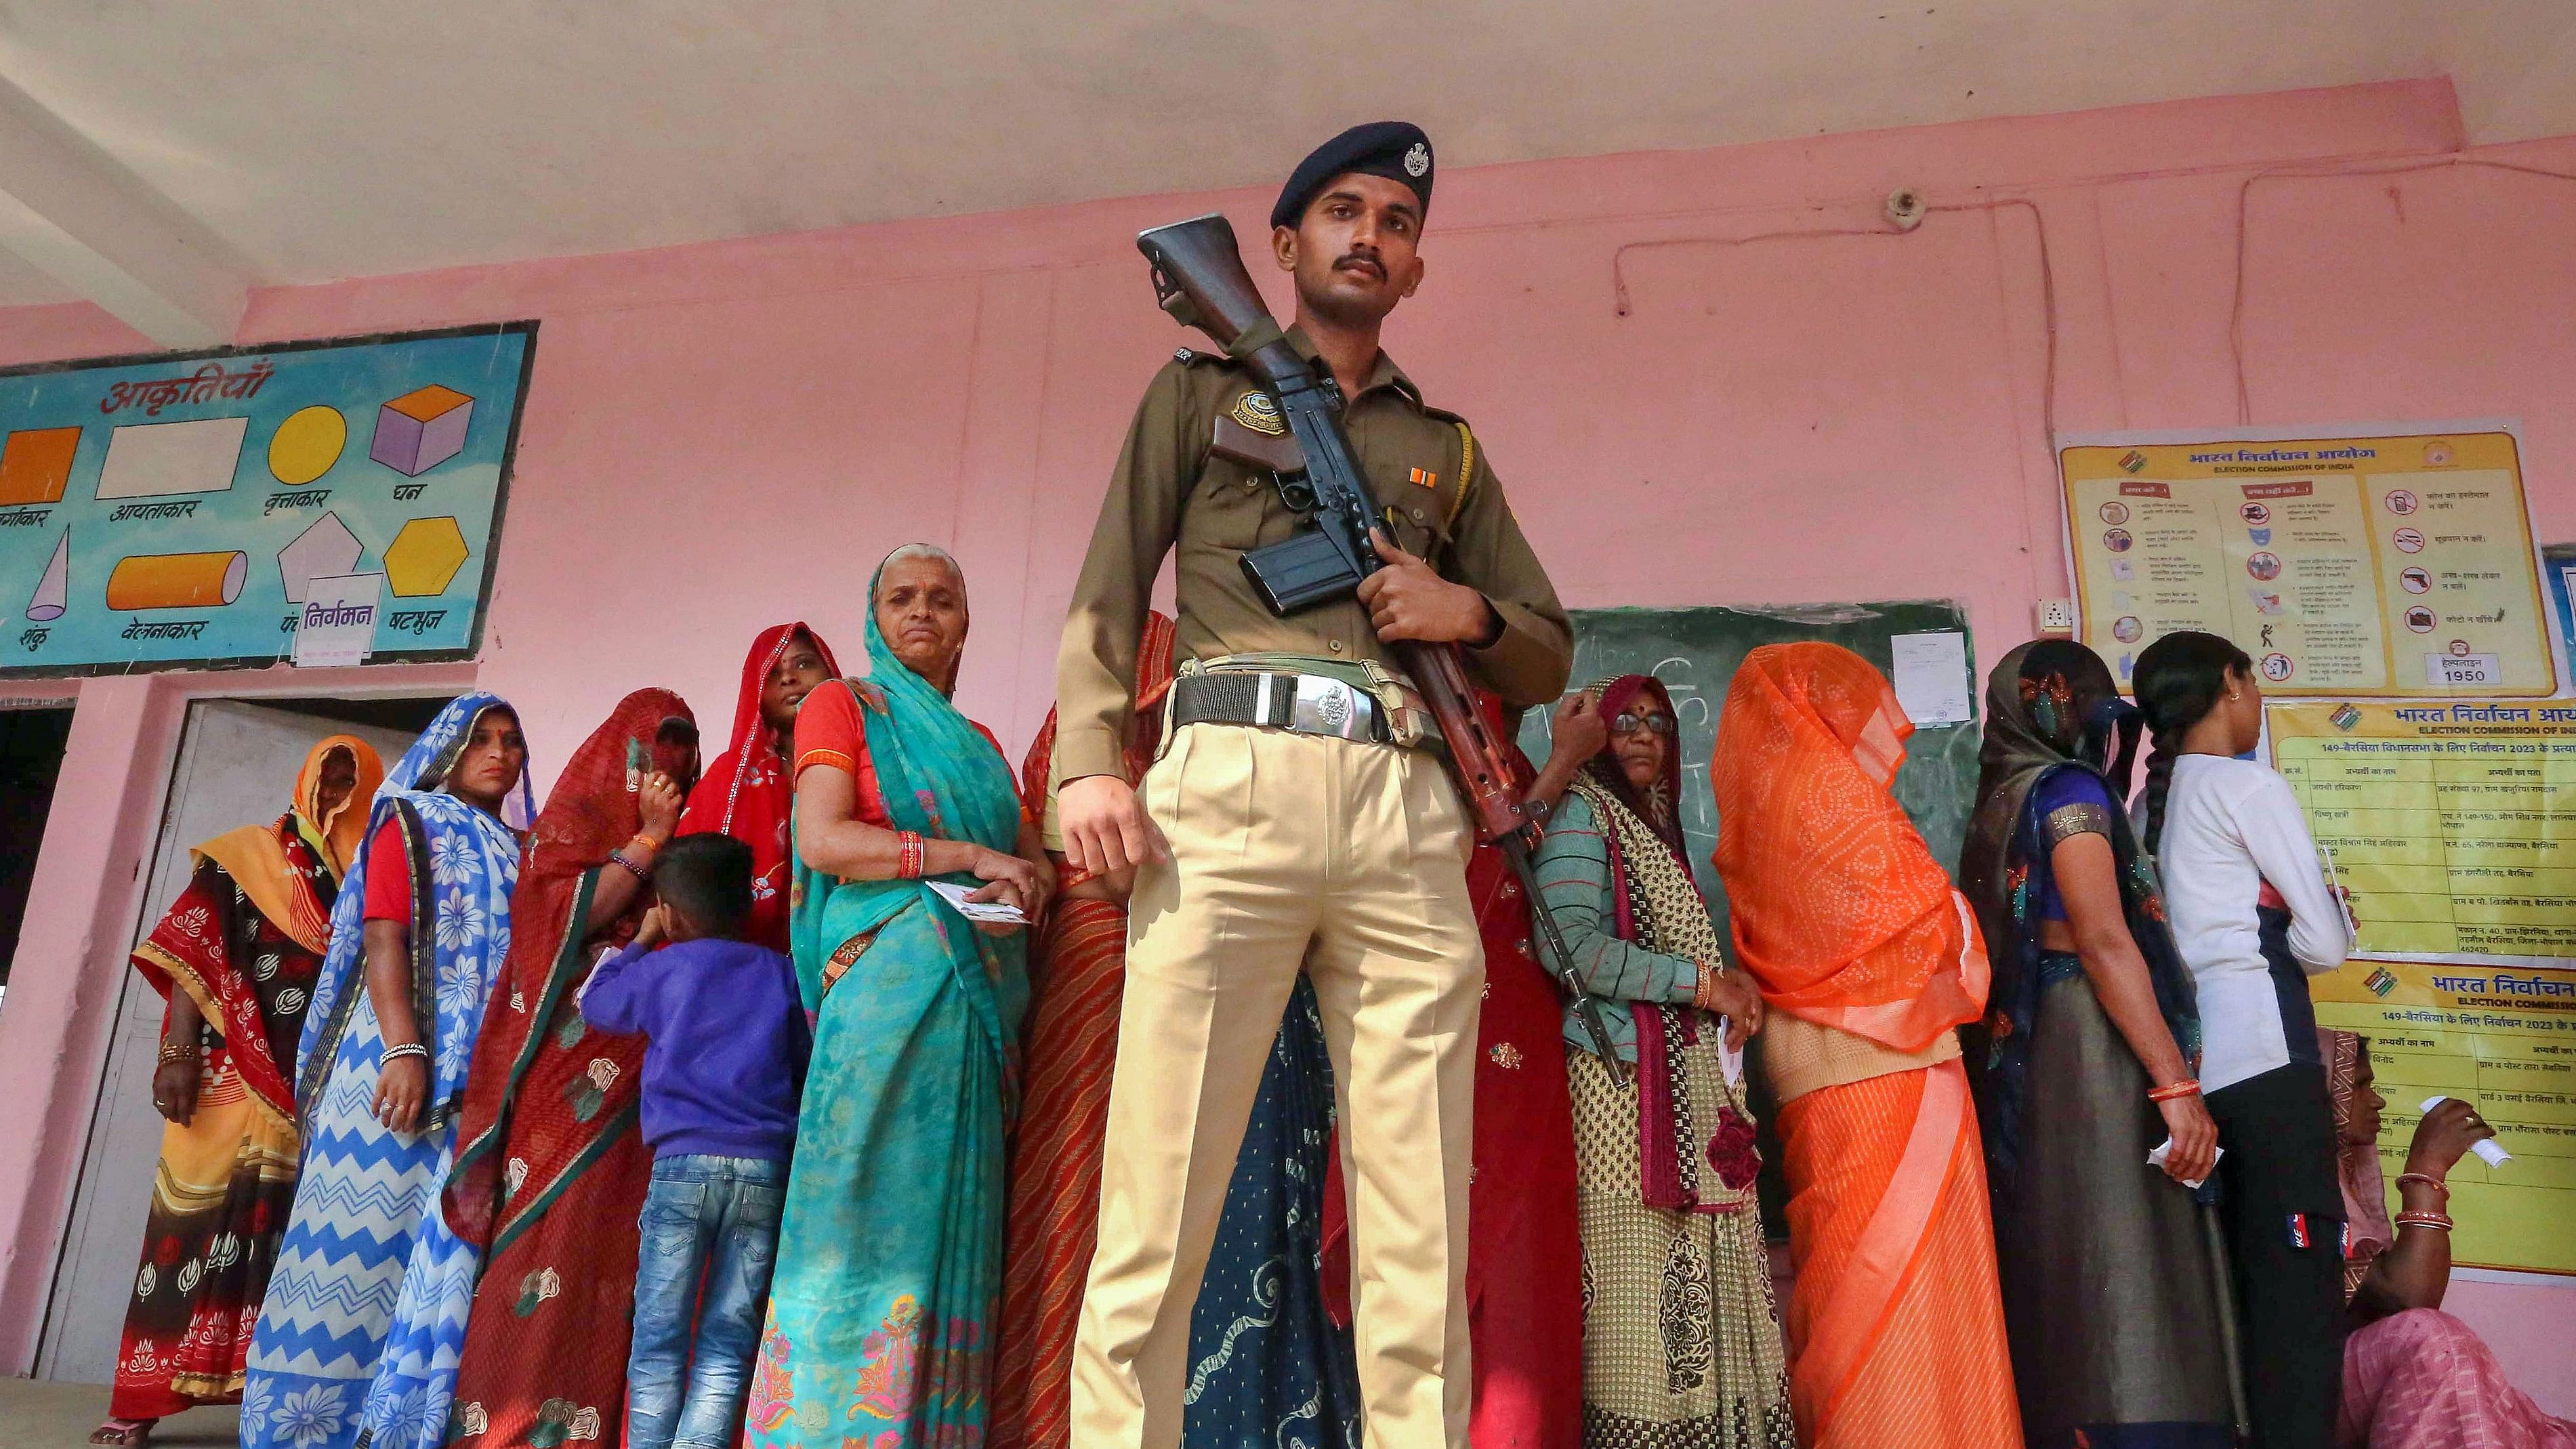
[2395,1171,2448,1197]
[2395,1211,2453,1232]
[2147,1080,2202,1103]
[896,831,925,880]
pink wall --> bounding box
[6,78,2574,1402]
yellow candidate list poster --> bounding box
[2272,700,2576,961]
[2313,961,2575,1274]
[2061,428,2552,696]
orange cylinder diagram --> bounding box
[106,551,248,610]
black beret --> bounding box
[1270,121,1434,230]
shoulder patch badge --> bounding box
[1228,390,1287,436]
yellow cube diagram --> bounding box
[384,516,470,597]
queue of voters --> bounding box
[75,123,2571,1449]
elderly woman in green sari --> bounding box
[743,544,1053,1449]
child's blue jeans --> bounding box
[625,1153,786,1449]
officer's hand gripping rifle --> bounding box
[1138,212,1628,1081]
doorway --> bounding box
[0,702,76,1011]
[35,695,441,1385]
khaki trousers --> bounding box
[1071,722,1482,1449]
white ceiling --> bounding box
[0,0,2569,329]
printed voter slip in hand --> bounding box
[2422,1095,2514,1167]
[928,879,1029,925]
[2147,1138,2225,1190]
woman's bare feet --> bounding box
[89,1418,157,1446]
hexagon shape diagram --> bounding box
[384,516,470,597]
[278,511,365,604]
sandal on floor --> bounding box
[90,1419,157,1446]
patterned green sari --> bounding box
[742,585,1029,1449]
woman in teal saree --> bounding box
[744,545,1054,1449]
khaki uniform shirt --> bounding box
[1056,328,1575,785]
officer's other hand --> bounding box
[1060,774,1165,878]
[1360,529,1499,645]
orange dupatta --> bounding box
[1709,643,1986,1051]
[193,734,383,954]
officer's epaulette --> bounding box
[1171,346,1234,368]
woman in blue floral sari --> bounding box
[243,694,533,1449]
[744,545,1052,1449]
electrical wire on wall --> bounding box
[1608,195,2061,446]
[1606,195,2063,594]
[2229,154,2576,425]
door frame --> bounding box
[0,660,479,1375]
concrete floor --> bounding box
[0,1381,236,1449]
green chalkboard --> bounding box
[1515,601,1982,944]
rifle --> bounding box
[1138,212,1629,1081]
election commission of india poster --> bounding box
[0,322,536,675]
[2273,700,2575,1273]
[2059,425,2556,697]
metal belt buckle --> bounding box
[1291,674,1373,740]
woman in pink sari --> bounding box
[2323,1028,2571,1448]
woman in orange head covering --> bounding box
[1709,642,2018,1449]
[96,734,383,1446]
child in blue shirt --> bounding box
[581,833,808,1449]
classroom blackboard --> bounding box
[1516,600,1983,944]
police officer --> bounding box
[1056,123,1573,1449]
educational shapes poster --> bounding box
[0,323,536,675]
[2059,425,2554,697]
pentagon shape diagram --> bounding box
[26,528,68,621]
[108,551,246,610]
[384,516,469,597]
[278,511,365,604]
[97,417,249,499]
[0,426,81,506]
[370,385,474,476]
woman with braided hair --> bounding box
[2133,629,2354,1449]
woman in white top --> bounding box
[2134,630,2354,1449]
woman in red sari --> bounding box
[676,623,839,952]
[96,736,383,1446]
[441,690,700,1448]
[1319,691,1587,1449]
[989,612,1176,1449]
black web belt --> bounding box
[1168,670,1390,744]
